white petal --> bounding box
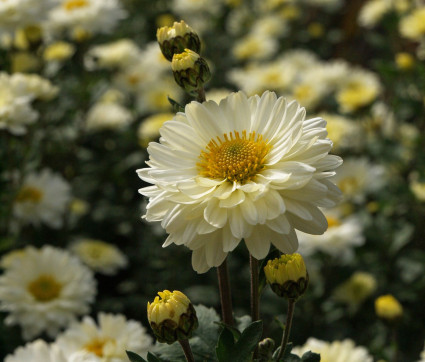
[266,214,291,234]
[185,101,223,144]
[240,195,259,224]
[244,227,271,259]
[270,228,298,253]
[204,198,228,228]
[219,189,246,208]
[286,206,328,234]
[191,248,211,274]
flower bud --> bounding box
[157,20,201,61]
[171,49,211,94]
[258,338,275,360]
[264,253,309,301]
[147,290,198,344]
[375,294,403,322]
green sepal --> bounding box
[167,96,185,113]
[126,350,147,362]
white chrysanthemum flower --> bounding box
[336,68,381,113]
[86,102,133,131]
[56,313,153,361]
[0,72,37,135]
[317,113,363,152]
[0,245,96,339]
[70,238,128,275]
[13,168,71,228]
[399,6,425,41]
[85,39,141,70]
[10,73,59,101]
[297,208,364,262]
[232,33,278,61]
[292,338,373,362]
[138,91,342,273]
[5,339,67,362]
[0,0,57,34]
[46,0,127,38]
[332,157,385,203]
[358,0,391,28]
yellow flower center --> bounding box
[15,186,43,203]
[27,274,62,302]
[198,130,271,184]
[84,338,113,357]
[326,216,341,228]
[63,0,89,11]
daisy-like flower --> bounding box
[56,313,153,360]
[13,168,71,228]
[292,338,373,362]
[137,91,342,273]
[0,245,96,339]
[70,238,128,275]
[5,340,67,362]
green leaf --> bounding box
[167,96,185,112]
[216,320,263,362]
[301,351,321,362]
[126,350,147,362]
[147,352,163,362]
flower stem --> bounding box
[391,326,399,362]
[178,339,195,362]
[277,299,296,361]
[217,258,234,326]
[196,87,206,103]
[250,254,260,322]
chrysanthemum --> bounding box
[292,338,373,362]
[5,340,67,362]
[0,245,96,339]
[13,168,71,228]
[70,238,128,275]
[137,91,342,273]
[56,313,153,361]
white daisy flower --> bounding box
[297,208,365,262]
[70,238,128,275]
[85,102,133,132]
[5,340,67,362]
[0,245,96,340]
[56,313,153,361]
[13,168,71,228]
[46,0,127,39]
[137,91,342,273]
[332,157,385,203]
[292,338,373,362]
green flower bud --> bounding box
[264,253,309,301]
[258,338,275,360]
[157,20,201,62]
[171,49,211,95]
[147,290,198,344]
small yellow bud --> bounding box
[157,21,201,62]
[395,52,415,70]
[147,290,198,344]
[171,49,211,95]
[375,294,403,322]
[308,22,324,38]
[43,42,75,62]
[264,253,308,300]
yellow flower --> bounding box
[333,272,377,306]
[147,290,198,344]
[264,253,308,300]
[395,52,415,70]
[43,42,75,62]
[375,294,403,321]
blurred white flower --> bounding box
[399,6,425,41]
[138,91,341,273]
[56,313,153,361]
[232,33,278,61]
[137,112,174,148]
[10,73,59,101]
[292,338,373,362]
[70,238,128,275]
[332,158,386,203]
[46,0,127,39]
[85,39,141,70]
[0,245,96,339]
[297,208,365,262]
[86,102,133,131]
[358,0,390,28]
[5,340,67,362]
[0,0,57,34]
[13,168,71,228]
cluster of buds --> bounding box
[157,21,211,95]
[264,253,309,301]
[147,290,198,344]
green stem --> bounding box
[250,254,260,322]
[196,87,206,103]
[217,258,234,326]
[391,326,399,362]
[277,299,296,361]
[178,339,195,362]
